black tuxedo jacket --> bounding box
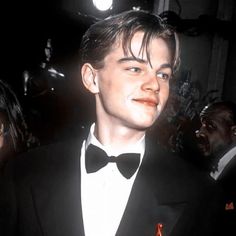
[217,153,236,236]
[0,136,223,236]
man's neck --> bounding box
[94,122,146,151]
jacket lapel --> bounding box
[116,142,186,236]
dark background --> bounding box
[0,0,236,156]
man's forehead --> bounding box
[108,36,147,62]
[116,31,160,51]
[201,109,231,123]
[113,32,143,49]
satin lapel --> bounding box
[30,139,85,236]
[116,141,187,236]
[218,154,236,181]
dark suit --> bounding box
[0,135,223,236]
[217,153,236,236]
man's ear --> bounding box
[81,63,99,94]
[231,125,236,136]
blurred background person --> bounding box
[0,79,39,169]
[195,101,236,178]
[195,101,236,236]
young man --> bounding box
[0,10,222,236]
[196,101,236,235]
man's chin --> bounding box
[130,120,156,132]
[197,145,211,157]
[202,150,212,157]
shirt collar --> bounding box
[210,145,236,180]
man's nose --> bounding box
[195,128,205,138]
[141,73,160,93]
[195,129,200,138]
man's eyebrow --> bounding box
[159,63,173,73]
[118,57,172,71]
[117,57,147,64]
[159,63,172,69]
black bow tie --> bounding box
[85,144,140,179]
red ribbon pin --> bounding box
[155,223,163,236]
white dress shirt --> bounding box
[81,123,145,236]
[210,146,236,180]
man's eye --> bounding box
[127,67,141,73]
[157,72,170,81]
[206,123,216,131]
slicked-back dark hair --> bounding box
[80,10,180,74]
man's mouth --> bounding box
[132,98,158,107]
[196,136,210,155]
